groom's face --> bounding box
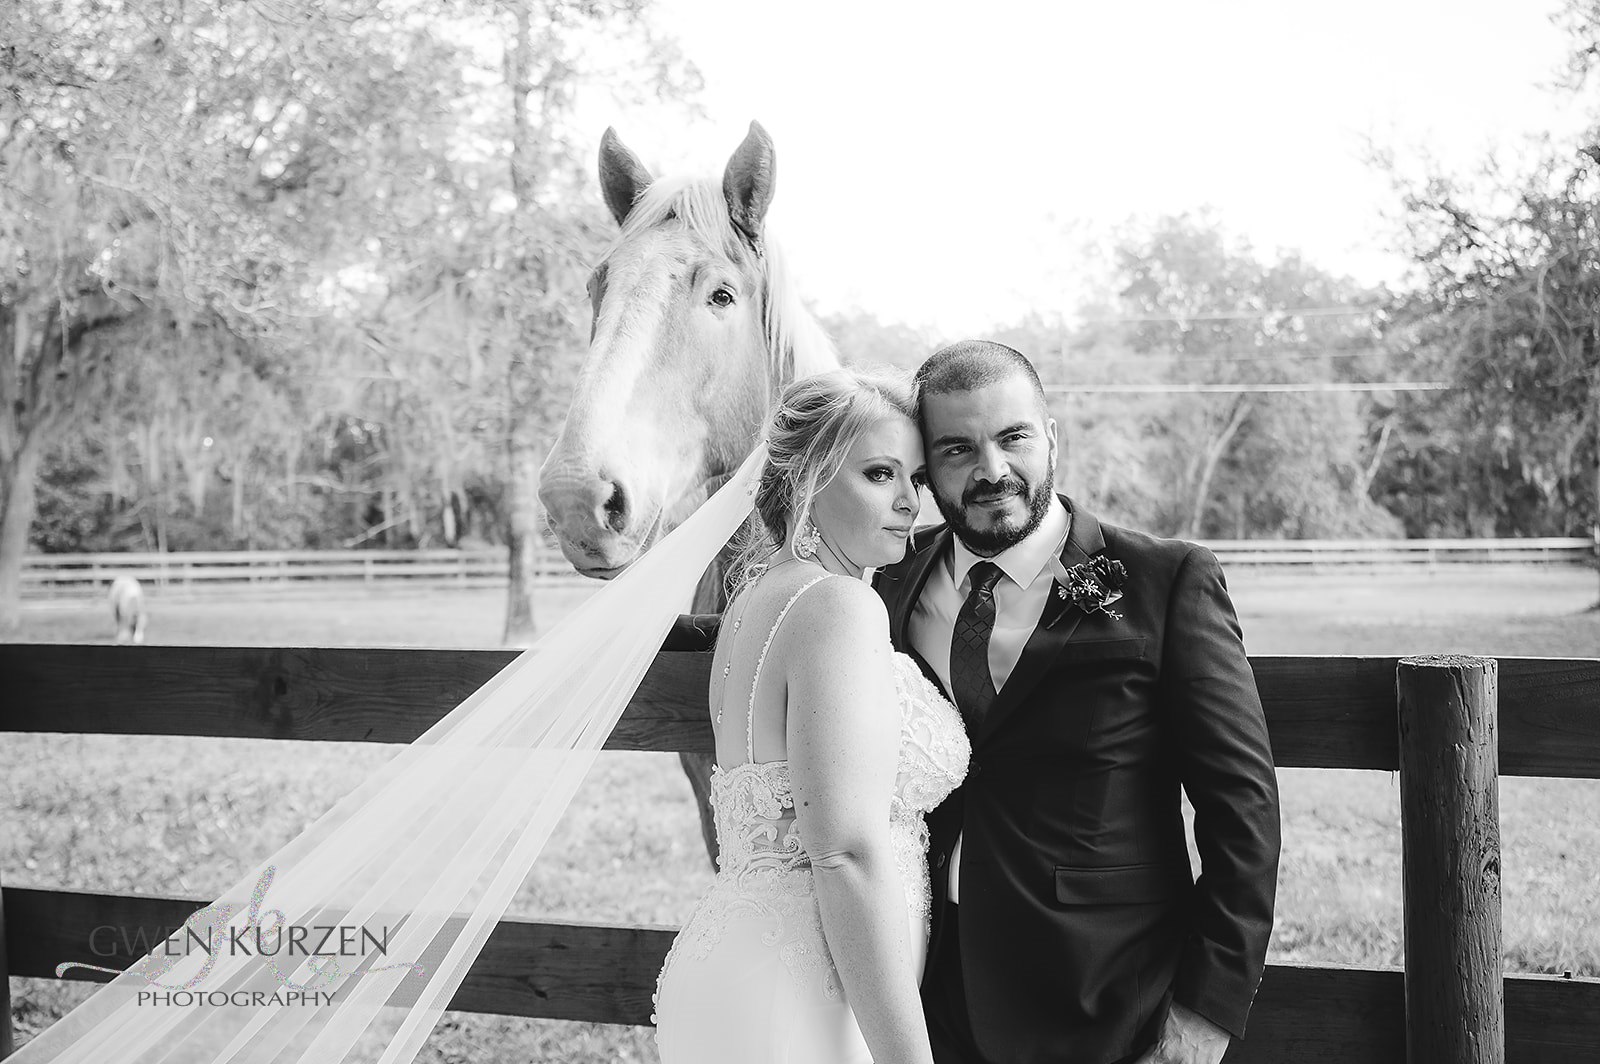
[921,374,1058,556]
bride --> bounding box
[652,367,969,1064]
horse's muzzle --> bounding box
[539,469,654,573]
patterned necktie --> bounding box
[950,561,1004,732]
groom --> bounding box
[874,341,1281,1064]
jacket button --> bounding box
[935,853,947,868]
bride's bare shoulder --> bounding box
[779,574,891,659]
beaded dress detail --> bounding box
[652,574,969,1064]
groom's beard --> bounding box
[932,451,1056,556]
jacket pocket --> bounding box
[1055,636,1147,665]
[1054,862,1187,906]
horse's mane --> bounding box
[617,176,839,398]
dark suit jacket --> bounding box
[875,498,1281,1064]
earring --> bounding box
[793,519,821,560]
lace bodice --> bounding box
[707,652,969,919]
[653,573,969,1016]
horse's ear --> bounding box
[599,127,653,226]
[723,121,776,249]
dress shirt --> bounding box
[910,495,1070,902]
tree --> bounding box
[0,0,476,624]
[1068,214,1402,540]
[1370,6,1600,540]
[818,308,940,372]
[1374,154,1600,537]
[1,24,142,624]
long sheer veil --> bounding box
[11,443,766,1064]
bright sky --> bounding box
[593,0,1593,336]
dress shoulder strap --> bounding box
[745,572,834,763]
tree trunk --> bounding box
[0,441,43,631]
[285,436,300,508]
[501,0,539,649]
[1185,397,1252,539]
[1592,362,1600,608]
[1356,415,1396,499]
[381,484,395,547]
[502,413,541,646]
[442,484,458,546]
[232,455,246,540]
[108,421,129,503]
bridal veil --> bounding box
[10,444,766,1064]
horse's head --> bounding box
[539,122,833,576]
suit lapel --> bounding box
[974,497,1106,745]
[890,526,951,651]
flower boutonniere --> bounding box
[1050,554,1128,619]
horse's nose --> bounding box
[600,476,629,534]
[538,465,645,572]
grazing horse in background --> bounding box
[109,575,147,644]
[538,122,839,865]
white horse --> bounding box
[537,123,839,863]
[109,575,147,644]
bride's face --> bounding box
[807,412,924,573]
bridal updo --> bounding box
[728,366,916,595]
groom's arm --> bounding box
[1159,545,1281,1040]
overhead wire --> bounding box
[1043,381,1447,395]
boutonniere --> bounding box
[1049,554,1128,619]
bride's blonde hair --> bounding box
[728,366,915,596]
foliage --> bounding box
[1027,215,1404,539]
[819,308,939,372]
[1369,8,1600,536]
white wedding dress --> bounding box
[652,573,971,1063]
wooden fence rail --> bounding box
[19,536,1596,598]
[1202,536,1593,568]
[3,636,1599,1061]
[18,548,588,597]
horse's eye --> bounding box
[709,288,735,308]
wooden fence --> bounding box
[18,547,589,597]
[1201,536,1592,568]
[20,536,1595,599]
[2,635,1599,1061]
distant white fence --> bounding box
[1200,537,1593,568]
[20,537,1595,598]
[19,547,589,598]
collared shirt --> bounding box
[909,495,1071,902]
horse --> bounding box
[538,122,839,865]
[109,575,147,644]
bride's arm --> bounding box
[785,577,935,1064]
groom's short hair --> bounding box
[913,340,1047,414]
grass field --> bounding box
[5,566,1599,1061]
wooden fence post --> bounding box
[1396,655,1503,1064]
